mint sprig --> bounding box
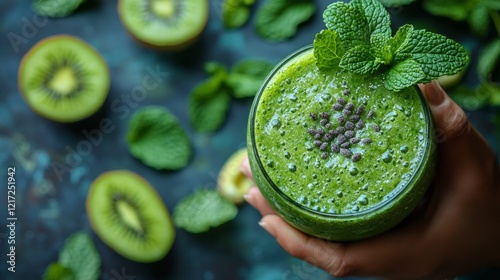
[315,0,469,92]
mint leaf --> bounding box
[313,29,345,70]
[469,4,491,37]
[450,86,488,110]
[323,2,370,50]
[478,39,500,80]
[173,189,238,233]
[378,0,417,7]
[43,263,74,280]
[189,74,231,132]
[33,0,85,17]
[205,62,227,75]
[397,29,469,82]
[480,82,500,106]
[340,45,381,74]
[388,24,414,58]
[226,59,275,98]
[384,59,426,91]
[127,106,191,170]
[370,33,389,50]
[222,0,255,29]
[422,0,472,21]
[59,232,100,280]
[254,0,315,42]
[351,0,391,39]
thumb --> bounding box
[419,80,470,142]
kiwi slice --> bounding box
[118,0,208,50]
[218,148,253,204]
[86,170,175,263]
[18,35,110,122]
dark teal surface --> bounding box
[1,0,499,279]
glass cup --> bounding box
[247,45,436,241]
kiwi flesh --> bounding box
[18,35,110,123]
[86,170,175,263]
[118,0,208,50]
[218,148,253,204]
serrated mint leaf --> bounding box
[43,263,74,280]
[351,0,391,38]
[33,0,85,17]
[59,232,100,280]
[222,0,254,29]
[314,29,345,70]
[127,106,191,170]
[323,2,370,50]
[397,29,469,82]
[173,189,238,233]
[340,45,381,74]
[378,0,417,7]
[188,75,231,133]
[478,39,500,79]
[384,59,425,91]
[227,59,275,98]
[370,33,389,50]
[255,0,315,42]
[389,24,414,57]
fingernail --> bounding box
[426,81,446,106]
[259,220,276,238]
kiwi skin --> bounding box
[17,34,110,123]
[86,170,175,263]
[117,0,208,51]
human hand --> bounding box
[241,81,500,280]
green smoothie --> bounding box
[247,46,436,241]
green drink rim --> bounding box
[249,45,433,218]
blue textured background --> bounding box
[1,0,500,279]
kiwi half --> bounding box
[86,170,175,263]
[218,148,253,204]
[118,0,208,50]
[18,35,110,122]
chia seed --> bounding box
[356,120,364,129]
[341,142,350,148]
[372,124,380,132]
[314,133,321,139]
[346,103,354,110]
[337,127,346,133]
[325,123,332,129]
[337,135,347,144]
[313,140,322,147]
[310,113,317,120]
[319,112,330,119]
[337,116,346,124]
[332,104,343,111]
[356,105,365,115]
[320,119,328,126]
[352,153,362,162]
[337,98,346,105]
[343,109,352,115]
[345,122,354,130]
[321,152,328,159]
[350,137,360,144]
[345,130,355,138]
[307,127,315,135]
[331,143,340,153]
[320,142,328,151]
[361,138,372,144]
[317,128,325,135]
[343,89,350,96]
[329,130,338,136]
[367,110,374,119]
[340,148,352,157]
[324,133,333,142]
